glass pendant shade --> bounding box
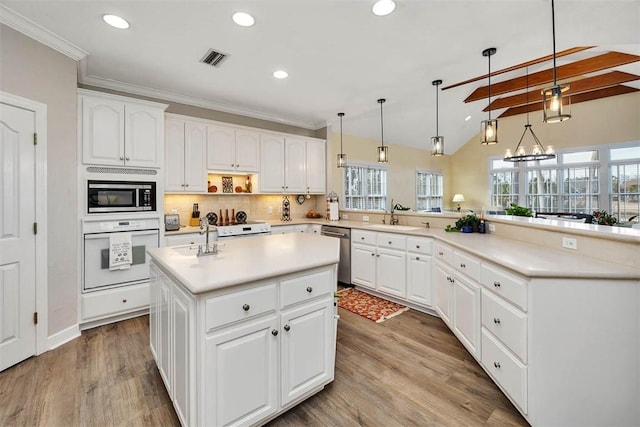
[431,136,444,156]
[542,84,571,123]
[481,119,498,145]
[337,112,347,168]
[377,98,388,163]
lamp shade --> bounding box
[452,194,465,203]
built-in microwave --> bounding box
[88,180,156,214]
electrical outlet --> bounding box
[488,223,496,233]
[562,237,577,250]
[277,206,282,213]
[171,208,178,214]
[362,215,369,222]
[267,206,273,215]
[342,214,349,220]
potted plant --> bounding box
[592,209,618,226]
[445,212,481,233]
[505,203,533,217]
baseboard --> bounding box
[47,323,81,352]
[79,308,149,331]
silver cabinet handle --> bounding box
[271,329,278,336]
[361,237,365,240]
[494,281,501,288]
[119,156,124,160]
[284,324,291,332]
[371,253,375,257]
[493,318,501,324]
[438,251,444,256]
[388,241,392,245]
[306,286,313,293]
[122,299,127,303]
[460,263,466,268]
[416,245,420,249]
[125,157,130,161]
[242,304,250,311]
[376,254,380,257]
[416,257,420,261]
[494,362,501,368]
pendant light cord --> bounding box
[551,0,557,85]
[435,85,439,135]
[487,52,492,121]
[340,114,343,153]
[379,99,385,148]
[525,67,530,126]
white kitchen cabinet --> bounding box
[165,117,207,192]
[79,90,166,168]
[307,224,322,235]
[351,242,376,290]
[304,139,326,194]
[164,232,207,247]
[433,261,453,326]
[158,272,172,394]
[406,237,433,307]
[259,134,286,192]
[452,274,481,357]
[376,247,406,298]
[271,224,307,234]
[171,283,196,426]
[207,125,260,173]
[283,137,306,194]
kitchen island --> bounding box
[147,233,340,427]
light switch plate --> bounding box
[362,215,369,222]
[562,237,577,250]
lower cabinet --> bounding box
[433,261,453,326]
[150,261,337,427]
[351,242,376,289]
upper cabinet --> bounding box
[165,117,207,192]
[79,90,167,168]
[206,125,260,173]
[260,135,326,194]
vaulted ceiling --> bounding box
[1,1,639,154]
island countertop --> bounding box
[148,233,340,294]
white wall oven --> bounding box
[83,218,159,292]
[87,180,156,214]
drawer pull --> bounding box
[460,263,466,268]
[388,241,392,245]
[438,251,444,256]
[416,245,420,249]
[371,253,375,257]
[122,299,127,303]
[284,324,291,332]
[494,362,501,368]
[271,329,278,336]
[494,281,501,288]
[242,304,250,311]
[416,257,420,261]
[306,286,313,293]
[493,317,501,324]
[361,237,365,240]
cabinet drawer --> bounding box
[482,290,527,362]
[352,229,376,245]
[453,251,480,281]
[280,268,333,308]
[376,232,406,250]
[480,263,528,311]
[433,242,452,265]
[481,329,528,413]
[205,283,277,331]
[165,233,205,247]
[407,237,432,255]
[82,282,149,320]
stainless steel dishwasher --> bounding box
[320,225,351,284]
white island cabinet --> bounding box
[148,233,339,427]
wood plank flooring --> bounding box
[0,308,528,426]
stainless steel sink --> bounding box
[367,224,420,231]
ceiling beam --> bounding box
[484,71,640,111]
[497,85,639,118]
[465,52,640,103]
[441,47,593,91]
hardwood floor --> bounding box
[0,309,528,426]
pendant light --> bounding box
[504,67,556,162]
[431,79,444,156]
[542,0,571,123]
[337,112,347,168]
[377,98,388,163]
[480,47,498,145]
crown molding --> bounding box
[0,5,87,61]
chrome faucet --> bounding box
[198,217,218,257]
[389,199,399,225]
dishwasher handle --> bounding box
[321,230,348,238]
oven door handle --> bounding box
[321,231,348,238]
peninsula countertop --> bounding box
[148,233,340,294]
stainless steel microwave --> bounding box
[88,180,156,213]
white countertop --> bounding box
[149,233,340,294]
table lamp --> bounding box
[452,194,465,212]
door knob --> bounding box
[284,324,291,331]
[242,304,250,311]
[271,329,278,336]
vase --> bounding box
[461,225,473,233]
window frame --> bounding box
[415,169,444,212]
[342,161,389,211]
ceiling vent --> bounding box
[200,48,229,67]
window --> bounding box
[416,170,443,211]
[610,146,640,221]
[343,163,387,210]
[489,159,520,209]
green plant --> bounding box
[445,212,480,232]
[505,203,533,217]
[592,209,618,226]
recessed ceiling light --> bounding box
[232,12,255,27]
[372,0,396,16]
[102,14,130,29]
[465,115,472,121]
[273,70,288,79]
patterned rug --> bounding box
[336,288,409,323]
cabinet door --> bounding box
[376,248,407,298]
[406,254,432,307]
[184,121,207,192]
[351,243,376,289]
[305,140,325,194]
[259,134,285,192]
[235,130,260,172]
[149,263,159,361]
[81,95,125,166]
[433,262,452,326]
[284,137,306,193]
[207,125,236,171]
[452,274,481,358]
[280,297,334,406]
[158,274,172,394]
[205,316,278,427]
[124,103,163,168]
[172,284,194,426]
[165,118,186,192]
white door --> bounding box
[284,137,306,193]
[433,262,452,326]
[376,248,407,297]
[305,140,325,193]
[0,103,36,371]
[259,134,285,192]
[235,130,260,172]
[165,118,186,192]
[81,95,125,166]
[125,102,163,168]
[184,121,207,192]
[351,243,376,289]
[407,254,432,307]
[206,124,236,171]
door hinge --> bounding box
[33,132,38,145]
[33,312,38,325]
[33,222,38,234]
